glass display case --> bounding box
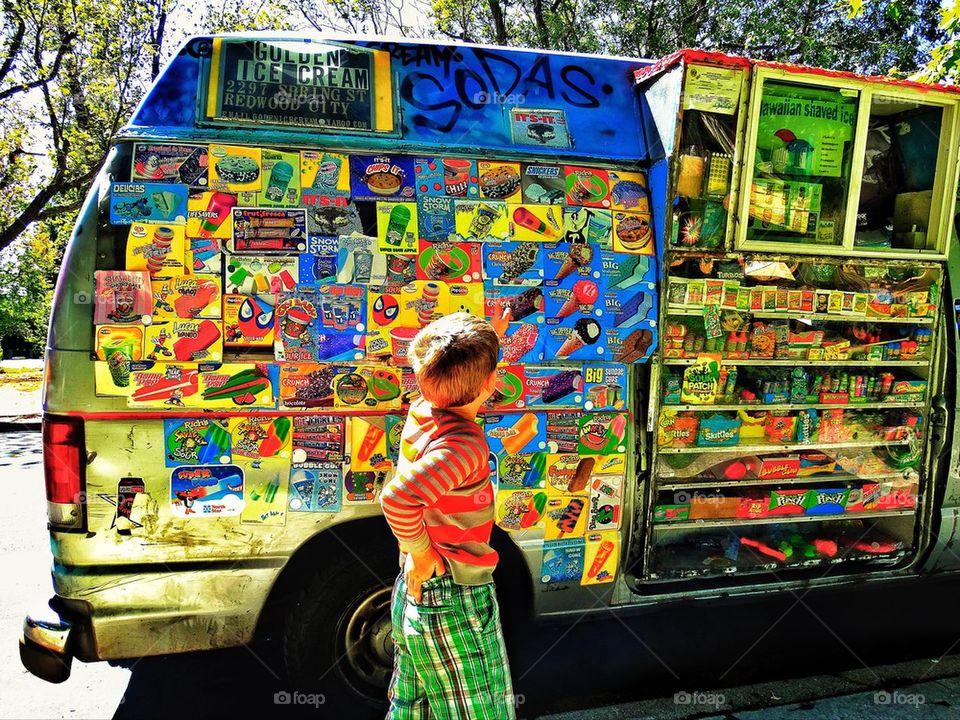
[640,253,939,582]
[737,68,959,258]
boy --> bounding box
[380,312,516,720]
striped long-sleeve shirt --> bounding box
[380,398,498,586]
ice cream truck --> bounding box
[20,33,960,712]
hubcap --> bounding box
[342,585,394,690]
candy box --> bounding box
[653,504,689,523]
[662,374,682,406]
[376,201,418,254]
[688,493,741,520]
[151,275,221,320]
[415,194,457,243]
[240,149,300,207]
[509,204,565,242]
[525,366,584,407]
[764,413,796,442]
[657,410,698,447]
[132,143,208,187]
[736,494,771,519]
[110,182,188,225]
[563,206,613,248]
[351,154,416,201]
[291,414,346,464]
[795,409,818,443]
[582,532,619,585]
[757,455,800,480]
[483,241,544,286]
[231,208,307,253]
[163,418,231,467]
[278,363,350,409]
[485,365,527,411]
[496,489,548,531]
[93,270,153,325]
[767,489,808,516]
[300,150,351,196]
[128,362,201,406]
[578,412,628,455]
[583,363,627,411]
[681,354,721,405]
[225,254,298,295]
[126,223,186,276]
[145,320,223,362]
[209,145,262,192]
[521,163,566,204]
[333,366,402,411]
[453,200,509,241]
[696,413,741,447]
[804,488,850,516]
[416,239,482,283]
[223,294,275,347]
[796,452,836,477]
[197,362,277,409]
[288,462,342,513]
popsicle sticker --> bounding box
[540,537,585,584]
[229,416,292,460]
[544,496,587,539]
[496,489,548,531]
[163,418,232,468]
[578,412,628,455]
[509,204,563,241]
[582,532,619,585]
[170,465,244,517]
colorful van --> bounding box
[21,34,960,715]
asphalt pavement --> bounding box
[4,426,960,719]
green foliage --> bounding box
[0,228,56,350]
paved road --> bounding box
[3,428,960,719]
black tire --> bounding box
[282,533,398,718]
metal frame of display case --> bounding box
[735,66,960,259]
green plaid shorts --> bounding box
[387,573,516,720]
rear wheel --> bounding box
[282,536,397,717]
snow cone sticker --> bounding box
[275,294,319,361]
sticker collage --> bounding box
[94,142,660,587]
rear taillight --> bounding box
[42,415,86,531]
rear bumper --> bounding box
[20,606,74,683]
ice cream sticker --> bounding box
[170,465,244,517]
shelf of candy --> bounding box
[662,358,928,411]
[657,448,920,489]
[657,401,922,454]
[651,475,918,528]
[647,525,910,580]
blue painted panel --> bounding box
[131,36,654,163]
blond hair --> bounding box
[409,313,499,409]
